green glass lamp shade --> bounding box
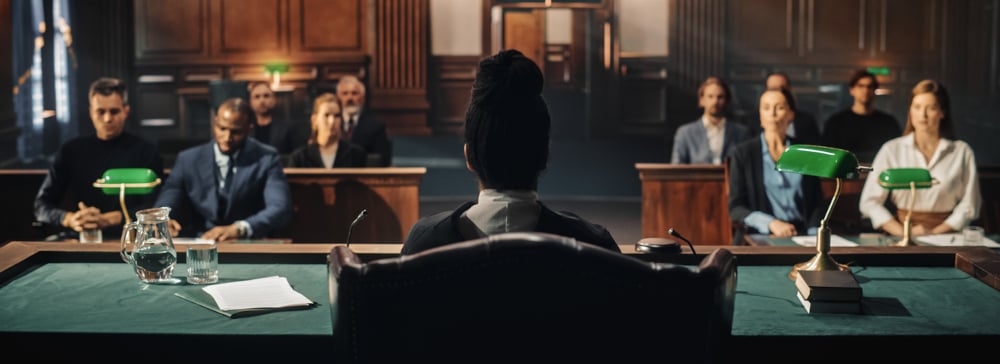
[775,145,863,179]
[264,62,290,74]
[877,168,934,190]
[93,168,160,195]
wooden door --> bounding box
[503,9,545,68]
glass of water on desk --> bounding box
[186,239,219,284]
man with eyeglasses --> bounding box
[821,69,902,163]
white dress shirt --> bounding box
[212,143,238,190]
[859,134,981,230]
[456,189,542,240]
[702,116,726,165]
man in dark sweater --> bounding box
[822,69,902,163]
[34,77,164,239]
[247,82,307,156]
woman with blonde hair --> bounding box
[859,79,980,236]
[287,93,367,168]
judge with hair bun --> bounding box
[400,49,619,255]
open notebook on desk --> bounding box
[175,276,316,318]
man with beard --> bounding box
[247,82,307,156]
[670,76,750,164]
[336,75,392,167]
[155,98,292,241]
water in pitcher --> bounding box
[133,242,177,282]
[121,207,179,284]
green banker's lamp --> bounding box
[92,168,161,225]
[876,168,936,247]
[775,145,872,281]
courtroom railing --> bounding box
[637,163,999,245]
[0,168,425,244]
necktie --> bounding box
[223,155,234,192]
[217,155,234,221]
[346,116,355,137]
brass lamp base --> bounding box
[894,217,918,247]
[788,252,850,281]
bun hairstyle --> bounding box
[464,49,551,190]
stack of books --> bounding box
[795,270,863,314]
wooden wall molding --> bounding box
[666,0,727,125]
[427,55,479,134]
[370,0,431,136]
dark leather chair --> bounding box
[327,232,737,363]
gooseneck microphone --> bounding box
[345,209,368,248]
[668,228,697,255]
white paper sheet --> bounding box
[172,237,217,245]
[915,234,1000,247]
[791,234,859,247]
[202,276,314,311]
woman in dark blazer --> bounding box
[728,88,825,240]
[288,93,367,168]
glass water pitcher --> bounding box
[120,207,177,284]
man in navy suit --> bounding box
[156,98,292,241]
[337,75,392,166]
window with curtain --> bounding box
[11,0,76,164]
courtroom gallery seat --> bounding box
[327,232,737,363]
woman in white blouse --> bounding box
[859,79,981,236]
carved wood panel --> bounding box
[134,0,208,60]
[216,0,285,56]
[428,56,478,134]
[878,0,938,62]
[290,0,364,55]
[729,0,797,63]
[806,0,867,62]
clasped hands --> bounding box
[61,202,121,232]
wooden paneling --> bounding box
[661,0,727,145]
[880,0,936,56]
[808,0,867,61]
[216,0,285,56]
[619,58,669,136]
[637,163,1000,245]
[292,0,364,53]
[637,164,732,245]
[729,0,795,62]
[134,0,365,64]
[0,168,424,244]
[275,168,425,243]
[370,0,431,135]
[428,55,478,134]
[134,0,208,60]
